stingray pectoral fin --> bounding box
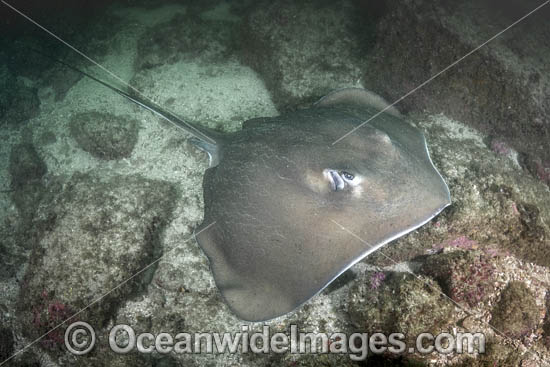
[315,87,402,118]
[195,222,298,320]
[195,223,231,279]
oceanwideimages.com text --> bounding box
[65,322,485,360]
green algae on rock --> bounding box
[348,271,454,345]
[490,281,540,339]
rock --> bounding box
[0,63,12,120]
[456,340,522,367]
[0,224,24,279]
[135,13,236,70]
[69,112,140,160]
[8,143,48,230]
[367,114,550,272]
[490,281,540,338]
[17,172,178,353]
[413,248,549,365]
[3,141,48,280]
[284,353,359,367]
[0,326,14,364]
[0,63,40,125]
[348,271,453,345]
[419,250,498,309]
[46,65,84,102]
[67,349,153,367]
[361,0,550,182]
[9,143,47,190]
[240,0,372,109]
[4,85,40,125]
[362,249,549,365]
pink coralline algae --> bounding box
[490,139,512,156]
[535,160,550,186]
[451,258,496,308]
[446,236,478,249]
[370,271,386,290]
[431,236,478,252]
[430,236,508,257]
[421,251,497,309]
[31,291,74,349]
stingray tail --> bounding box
[32,48,220,149]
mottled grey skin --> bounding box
[196,89,450,321]
[39,60,450,322]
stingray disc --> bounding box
[196,88,450,321]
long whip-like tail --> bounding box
[31,48,219,147]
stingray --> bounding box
[37,56,450,321]
[194,91,451,321]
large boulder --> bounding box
[361,0,550,185]
[240,0,372,109]
[18,172,177,356]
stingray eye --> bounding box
[341,171,355,181]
